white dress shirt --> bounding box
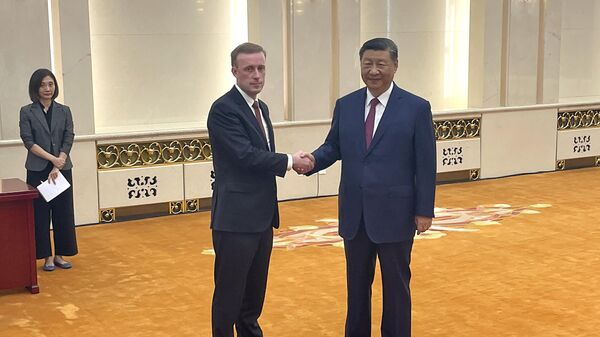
[365,82,394,137]
[235,85,292,170]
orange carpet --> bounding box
[1,168,599,336]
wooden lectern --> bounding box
[0,178,40,294]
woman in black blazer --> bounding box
[19,68,78,272]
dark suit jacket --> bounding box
[309,84,436,243]
[207,86,288,233]
[19,101,75,171]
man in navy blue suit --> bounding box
[207,42,313,337]
[306,38,437,337]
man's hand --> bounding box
[415,215,432,235]
[292,151,314,174]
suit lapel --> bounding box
[354,89,369,156]
[31,103,50,134]
[50,103,62,137]
[229,87,269,150]
[259,101,275,152]
[365,85,403,157]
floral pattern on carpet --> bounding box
[201,203,551,254]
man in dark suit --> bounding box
[306,38,437,337]
[207,42,312,337]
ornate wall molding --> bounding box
[557,109,600,130]
[434,118,480,140]
[185,199,200,213]
[97,138,212,169]
[169,201,184,215]
[441,146,464,166]
[99,208,115,223]
[469,169,480,180]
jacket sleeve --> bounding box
[414,101,437,218]
[19,106,35,151]
[208,102,288,177]
[60,106,75,155]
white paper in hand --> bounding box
[37,171,71,202]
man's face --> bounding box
[360,49,398,97]
[232,52,266,99]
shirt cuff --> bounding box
[286,154,293,171]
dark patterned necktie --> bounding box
[365,97,379,149]
[252,100,266,139]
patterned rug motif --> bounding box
[201,203,551,254]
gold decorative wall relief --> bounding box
[97,138,212,169]
[169,201,184,215]
[557,109,600,130]
[99,209,115,223]
[469,169,480,181]
[434,118,480,140]
[186,199,200,213]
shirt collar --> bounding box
[235,84,259,107]
[38,100,54,114]
[366,82,394,108]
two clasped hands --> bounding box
[291,151,315,174]
[48,153,67,184]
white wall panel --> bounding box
[89,0,235,133]
[183,162,214,200]
[481,109,557,178]
[59,0,95,135]
[291,0,333,121]
[98,165,184,208]
[506,0,540,106]
[558,0,600,102]
[0,0,51,140]
[557,128,600,159]
[437,138,481,173]
[361,0,470,110]
[70,140,100,225]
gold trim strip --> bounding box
[557,157,600,171]
[434,118,480,140]
[97,138,212,169]
[557,109,600,130]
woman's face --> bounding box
[38,76,55,101]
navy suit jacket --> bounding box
[19,101,75,171]
[207,86,288,233]
[309,84,436,243]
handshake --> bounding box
[292,151,315,175]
